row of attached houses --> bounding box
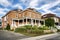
[2,8,60,29]
[2,8,44,29]
[42,13,60,29]
[42,13,60,26]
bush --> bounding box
[15,28,27,33]
[24,25,32,30]
[32,25,38,30]
[38,26,50,30]
[0,28,2,30]
[6,24,10,30]
[30,29,43,34]
[57,29,60,32]
[43,26,50,30]
[38,27,43,30]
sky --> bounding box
[0,0,60,19]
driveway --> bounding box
[0,30,30,40]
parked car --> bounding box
[56,26,60,29]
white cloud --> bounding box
[12,4,23,9]
[20,0,40,8]
[31,0,60,15]
[20,0,28,3]
[19,0,31,6]
[0,8,10,18]
[56,7,60,10]
[28,0,39,8]
[35,0,60,10]
[0,0,12,7]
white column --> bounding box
[11,19,14,30]
[13,20,14,27]
[35,19,36,25]
[31,19,33,26]
[39,20,40,26]
[14,21,16,27]
[23,19,24,25]
[18,19,19,27]
[26,18,27,25]
[12,20,13,26]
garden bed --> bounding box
[14,25,54,37]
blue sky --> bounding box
[0,0,60,18]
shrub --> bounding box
[24,25,32,30]
[15,28,27,33]
[30,29,43,34]
[0,28,2,30]
[32,25,38,30]
[6,24,10,30]
[38,27,43,30]
[43,26,50,30]
[38,26,50,30]
[57,29,60,32]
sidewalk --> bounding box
[19,33,58,40]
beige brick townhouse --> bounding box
[42,13,60,26]
[2,8,44,29]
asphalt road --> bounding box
[0,30,29,40]
[0,30,60,40]
[46,33,60,40]
[37,33,60,40]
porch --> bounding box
[11,17,45,28]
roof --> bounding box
[2,9,22,18]
[42,13,60,19]
[2,8,42,18]
[22,8,41,15]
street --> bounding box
[20,32,60,40]
[0,30,60,40]
[0,30,29,40]
[46,33,60,40]
[37,33,60,40]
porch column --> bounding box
[26,18,27,25]
[35,19,36,25]
[12,19,13,26]
[31,19,33,26]
[18,19,19,27]
[14,21,16,26]
[39,20,40,26]
[23,19,24,25]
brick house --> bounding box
[42,13,60,26]
[2,8,44,29]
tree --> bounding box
[6,24,10,30]
[45,18,55,29]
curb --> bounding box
[19,33,58,40]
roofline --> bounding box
[2,9,22,18]
[21,8,41,15]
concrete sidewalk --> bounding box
[19,33,59,40]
